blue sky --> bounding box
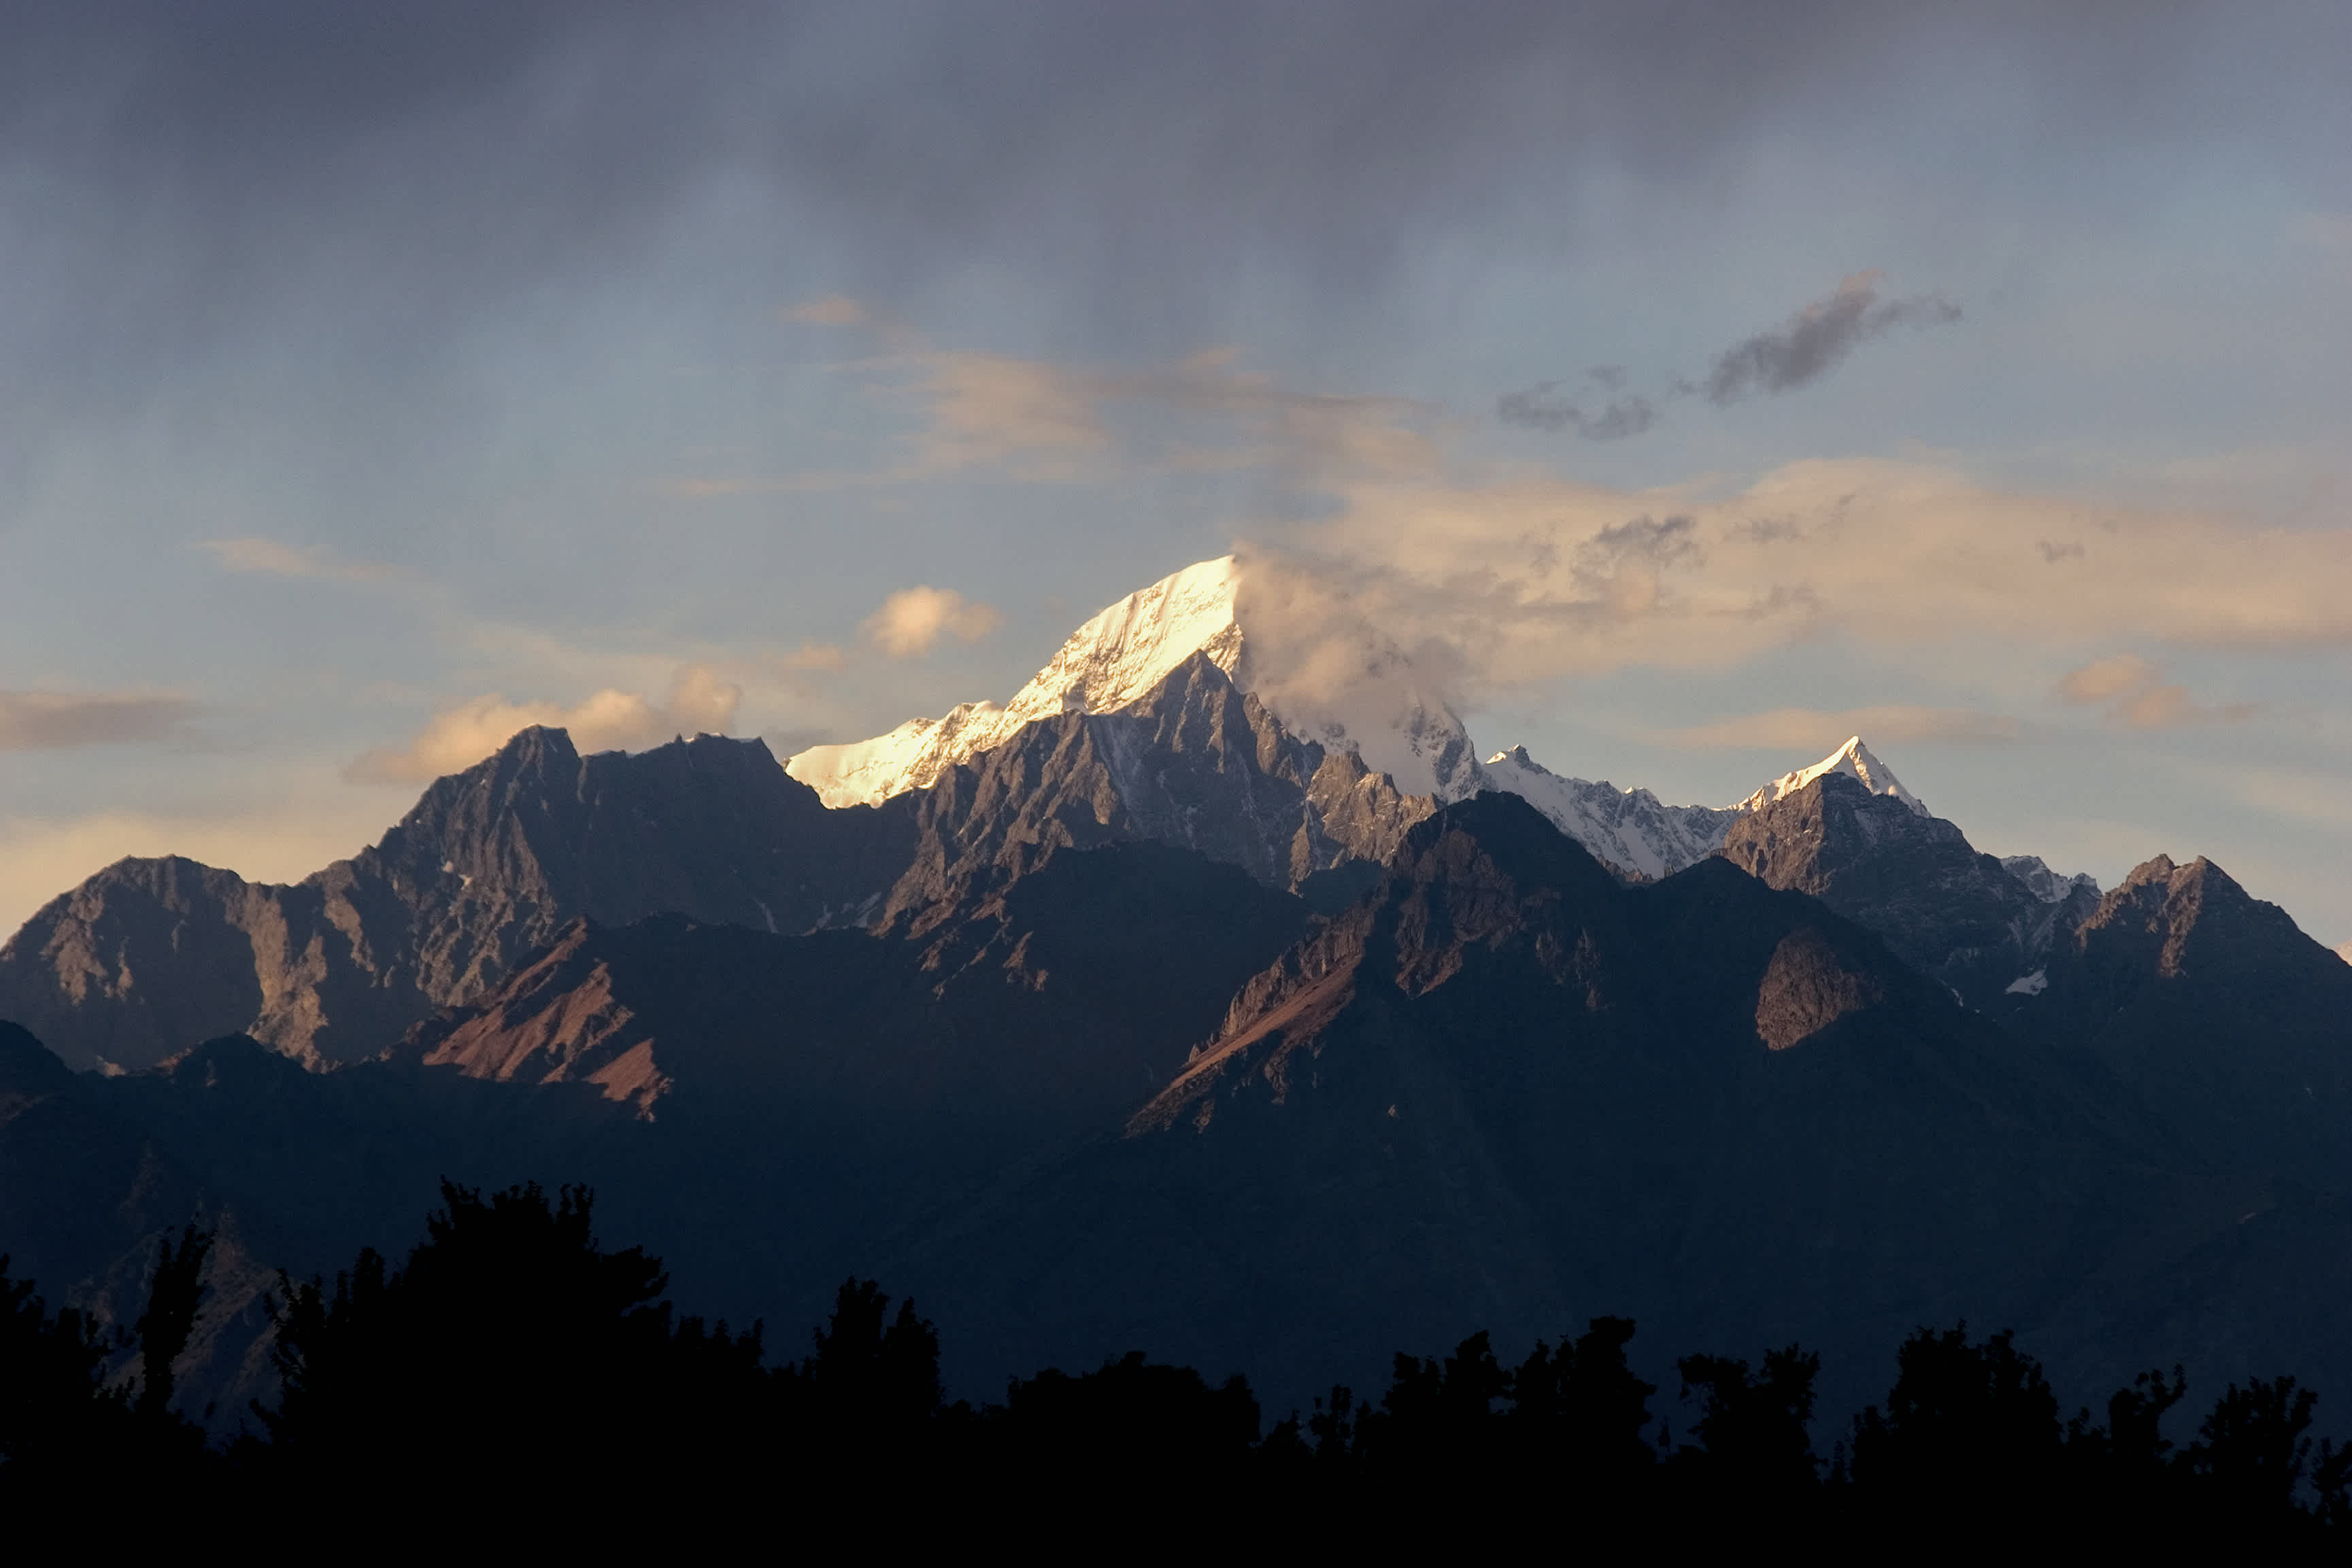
[3,1,2349,946]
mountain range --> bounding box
[3,555,2348,1426]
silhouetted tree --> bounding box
[2063,1363,2186,1524]
[1,1229,217,1503]
[133,1225,210,1423]
[1674,1344,1821,1515]
[779,1276,947,1465]
[2183,1376,2349,1533]
[1507,1316,1658,1486]
[257,1180,766,1494]
[1849,1324,2064,1530]
[993,1351,1259,1492]
[1356,1330,1508,1473]
[0,1255,120,1494]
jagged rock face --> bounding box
[0,730,908,1071]
[407,840,1312,1122]
[2013,853,2352,1188]
[877,651,1431,936]
[1716,771,2096,1011]
[1138,793,1917,1135]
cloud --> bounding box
[199,536,399,581]
[1226,457,2352,720]
[776,641,845,672]
[2057,654,2256,730]
[914,354,1113,477]
[1497,382,1659,441]
[345,664,741,784]
[1704,271,1962,405]
[1659,705,2023,749]
[684,334,1439,495]
[0,690,197,751]
[863,587,1003,658]
[786,295,869,326]
[2058,654,2157,704]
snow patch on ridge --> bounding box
[1479,746,1738,881]
[2000,854,2101,904]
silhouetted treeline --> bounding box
[4,1182,2347,1538]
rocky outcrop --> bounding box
[1716,770,2098,1011]
[0,730,910,1070]
[2010,853,2352,1189]
[877,652,1431,936]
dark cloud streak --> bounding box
[1704,271,1962,405]
[1498,382,1658,440]
[0,691,196,751]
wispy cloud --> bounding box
[0,690,197,751]
[345,664,741,784]
[199,536,399,582]
[707,309,1437,495]
[1228,456,2352,726]
[863,587,1003,658]
[2057,653,2256,729]
[1659,705,2022,749]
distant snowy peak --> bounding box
[2335,940,2352,969]
[1479,746,1738,881]
[788,554,1479,807]
[1478,734,1938,882]
[1735,736,1927,817]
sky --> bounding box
[3,1,2350,948]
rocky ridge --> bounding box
[0,731,905,1070]
[1717,770,2101,1012]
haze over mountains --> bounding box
[2,556,2347,1427]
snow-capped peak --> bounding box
[786,554,1479,806]
[1734,736,1928,817]
[996,555,1243,728]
